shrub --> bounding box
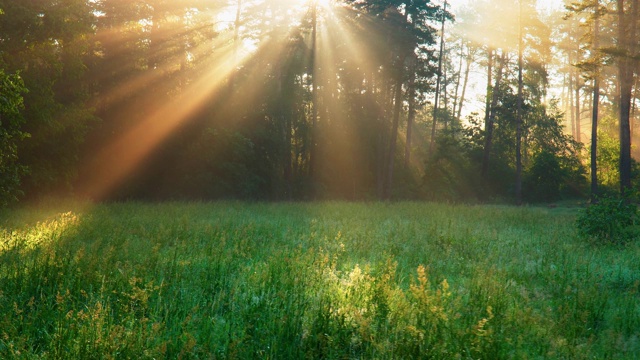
[524,150,563,202]
[576,195,639,244]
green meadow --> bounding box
[1,202,639,359]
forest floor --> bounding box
[1,201,639,359]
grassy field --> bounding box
[0,201,639,359]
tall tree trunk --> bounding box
[385,57,406,200]
[633,76,639,135]
[429,0,447,154]
[443,53,449,131]
[365,70,383,198]
[561,72,568,131]
[591,0,600,202]
[405,98,416,167]
[283,109,292,200]
[591,77,600,201]
[457,45,473,121]
[484,47,493,128]
[405,60,417,168]
[481,51,506,180]
[377,74,389,199]
[515,1,523,206]
[568,54,576,139]
[377,128,385,199]
[274,64,292,200]
[618,0,637,193]
[575,72,581,143]
[452,40,463,123]
[309,2,318,196]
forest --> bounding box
[2,2,640,358]
[1,0,640,204]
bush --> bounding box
[524,150,563,202]
[576,195,639,244]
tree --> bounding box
[568,0,605,202]
[0,70,28,206]
[481,50,507,181]
[515,0,524,205]
[345,0,446,199]
[429,0,448,154]
[591,0,602,202]
[0,0,97,197]
[616,0,638,194]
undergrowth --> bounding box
[576,195,639,244]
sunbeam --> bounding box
[80,21,262,199]
[75,0,441,201]
[80,0,343,199]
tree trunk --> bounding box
[309,2,318,196]
[273,62,292,200]
[568,53,576,139]
[481,51,506,180]
[592,77,600,201]
[405,61,417,168]
[443,53,449,131]
[591,1,600,202]
[575,72,581,143]
[385,58,405,200]
[283,110,293,200]
[377,75,389,200]
[452,40,463,123]
[484,47,493,131]
[515,1,523,206]
[618,0,636,194]
[632,76,638,136]
[457,45,473,121]
[429,0,447,154]
[377,121,386,199]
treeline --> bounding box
[446,0,640,203]
[0,0,637,204]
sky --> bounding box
[536,0,566,13]
[448,0,565,14]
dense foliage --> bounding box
[0,0,639,204]
[577,194,639,243]
[0,70,28,206]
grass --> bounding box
[0,201,639,359]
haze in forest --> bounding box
[1,0,639,205]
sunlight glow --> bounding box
[299,0,333,8]
[80,0,353,199]
[0,212,80,253]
